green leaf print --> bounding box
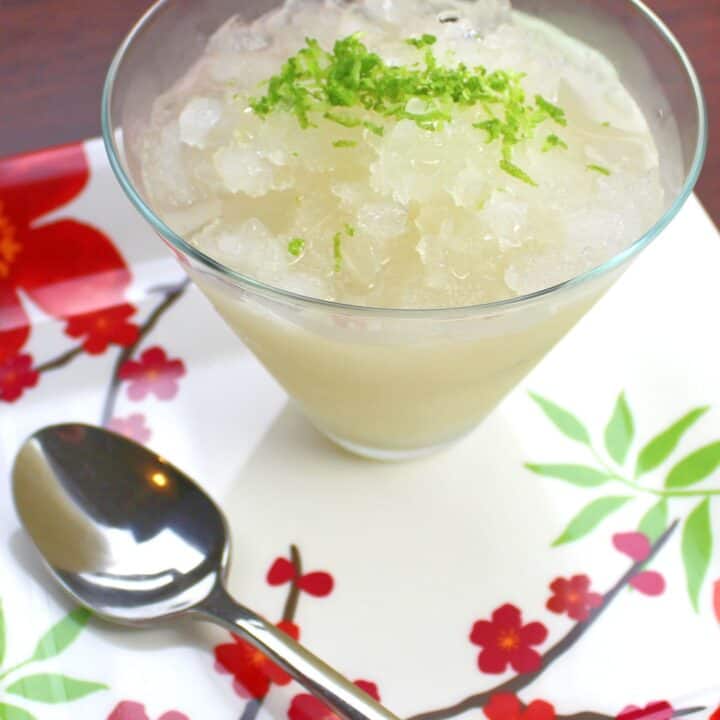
[637,499,668,543]
[529,393,590,445]
[666,442,720,489]
[525,464,610,488]
[5,674,106,703]
[635,407,708,477]
[681,498,713,611]
[552,496,632,546]
[30,608,91,662]
[604,392,634,465]
[0,704,36,720]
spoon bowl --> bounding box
[13,424,227,623]
[13,424,398,720]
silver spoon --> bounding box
[12,424,399,720]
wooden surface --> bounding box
[0,0,717,224]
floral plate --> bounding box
[1,140,720,720]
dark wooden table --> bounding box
[1,0,717,225]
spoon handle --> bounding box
[196,584,401,720]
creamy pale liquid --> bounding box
[140,0,666,453]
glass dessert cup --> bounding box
[103,0,707,461]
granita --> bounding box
[137,0,667,456]
[141,0,663,308]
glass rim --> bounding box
[102,0,708,319]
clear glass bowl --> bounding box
[103,0,707,461]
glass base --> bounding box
[323,430,461,462]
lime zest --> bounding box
[473,118,503,143]
[542,134,568,152]
[324,111,361,127]
[363,120,385,136]
[406,34,437,49]
[250,34,570,185]
[535,95,567,126]
[287,238,306,256]
[333,232,343,272]
[601,121,611,127]
[500,158,538,187]
[332,139,357,147]
[587,164,611,176]
[288,238,306,256]
[344,224,356,237]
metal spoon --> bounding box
[12,424,399,720]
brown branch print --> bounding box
[408,521,679,720]
[240,545,304,720]
[100,277,189,426]
[35,345,84,374]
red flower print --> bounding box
[628,571,665,596]
[0,352,38,402]
[108,414,151,444]
[546,575,603,621]
[119,346,186,401]
[470,604,548,674]
[616,701,673,720]
[483,694,555,720]
[289,680,380,720]
[710,706,720,720]
[0,144,138,363]
[215,620,299,699]
[267,556,334,597]
[613,532,651,562]
[612,532,665,597]
[66,304,138,354]
[298,573,334,596]
[268,558,296,585]
[714,579,720,623]
[108,701,190,720]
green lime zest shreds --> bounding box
[535,95,567,126]
[324,111,361,127]
[406,34,437,49]
[500,158,538,187]
[473,119,503,143]
[333,232,343,272]
[288,237,305,256]
[601,121,611,127]
[587,164,611,176]
[331,224,356,270]
[332,139,357,148]
[543,134,568,152]
[363,120,384,136]
[250,34,570,185]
